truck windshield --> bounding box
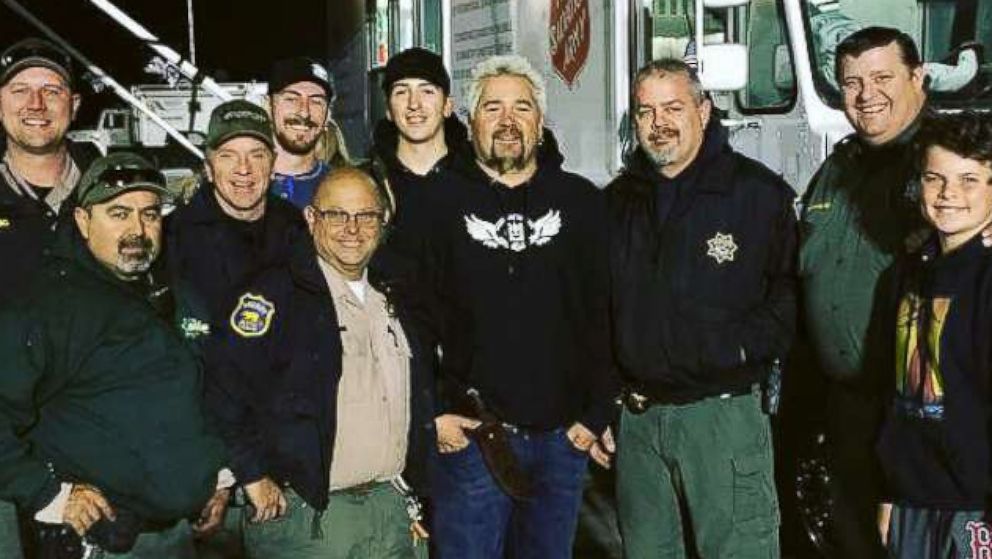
[803,0,992,108]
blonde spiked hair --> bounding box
[464,54,547,117]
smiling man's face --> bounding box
[0,66,79,154]
[839,42,925,146]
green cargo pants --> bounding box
[194,506,244,559]
[0,501,23,559]
[616,390,779,559]
[95,520,196,558]
[243,483,427,559]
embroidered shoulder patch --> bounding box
[229,293,275,338]
[179,317,211,339]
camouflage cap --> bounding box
[206,99,274,150]
[76,152,170,208]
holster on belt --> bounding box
[465,388,532,500]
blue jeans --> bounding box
[430,426,589,559]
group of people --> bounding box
[0,21,990,559]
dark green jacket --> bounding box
[800,118,925,381]
[0,227,224,522]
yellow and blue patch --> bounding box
[230,293,275,338]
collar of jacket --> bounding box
[50,222,160,296]
[839,105,930,160]
[371,115,469,176]
[623,116,734,194]
[289,235,394,306]
[183,182,286,226]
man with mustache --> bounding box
[605,58,797,557]
[0,36,100,559]
[165,100,305,558]
[205,166,434,558]
[268,57,346,209]
[426,55,615,559]
[0,152,228,558]
[799,27,928,557]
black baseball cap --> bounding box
[0,38,74,87]
[206,100,274,150]
[268,57,334,99]
[382,48,450,95]
[77,152,170,208]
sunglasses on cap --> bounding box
[95,167,167,190]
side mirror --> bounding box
[773,43,794,90]
[699,44,748,90]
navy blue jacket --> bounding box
[607,120,798,402]
[204,240,436,510]
[165,183,306,325]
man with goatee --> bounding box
[0,152,227,558]
[426,54,615,559]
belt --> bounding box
[329,480,389,497]
[622,384,754,414]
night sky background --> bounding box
[0,0,335,126]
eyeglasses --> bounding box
[97,167,167,190]
[311,207,384,228]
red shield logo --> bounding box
[549,0,590,88]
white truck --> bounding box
[443,0,989,192]
[68,82,268,154]
[439,1,991,555]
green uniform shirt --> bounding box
[800,120,923,380]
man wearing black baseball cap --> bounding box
[267,57,348,208]
[166,99,305,559]
[0,36,99,559]
[0,38,99,299]
[0,151,229,558]
[368,48,467,337]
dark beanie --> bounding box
[382,47,450,95]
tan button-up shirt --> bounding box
[319,259,411,490]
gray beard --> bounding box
[643,144,677,169]
[115,253,153,277]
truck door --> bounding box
[723,0,811,192]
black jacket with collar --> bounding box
[0,140,100,305]
[606,119,799,401]
[164,183,306,325]
[204,239,436,508]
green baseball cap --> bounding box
[76,152,171,208]
[206,99,274,150]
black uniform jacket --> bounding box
[607,120,799,403]
[204,239,436,511]
[165,183,306,324]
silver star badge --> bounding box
[706,232,738,264]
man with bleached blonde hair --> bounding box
[427,54,616,559]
